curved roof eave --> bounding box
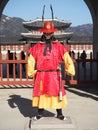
[21,32,73,41]
[23,18,71,24]
[21,32,73,37]
[23,18,72,30]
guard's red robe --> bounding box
[28,41,75,108]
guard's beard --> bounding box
[40,35,56,56]
[43,39,52,56]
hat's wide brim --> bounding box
[39,28,58,33]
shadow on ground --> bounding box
[65,84,98,101]
[7,94,55,118]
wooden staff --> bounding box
[59,63,63,101]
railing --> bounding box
[75,52,98,84]
[0,52,34,86]
[0,52,98,87]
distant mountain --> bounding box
[0,14,27,43]
[0,14,93,43]
[66,24,93,42]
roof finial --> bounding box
[42,5,45,22]
[50,4,54,20]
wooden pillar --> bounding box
[0,45,1,78]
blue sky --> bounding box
[3,0,92,27]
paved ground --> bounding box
[0,84,98,130]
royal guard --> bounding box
[27,21,75,120]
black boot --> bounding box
[33,108,44,120]
[56,109,66,120]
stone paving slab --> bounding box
[0,87,98,130]
[29,117,76,130]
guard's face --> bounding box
[44,32,54,39]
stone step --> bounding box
[29,116,76,130]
